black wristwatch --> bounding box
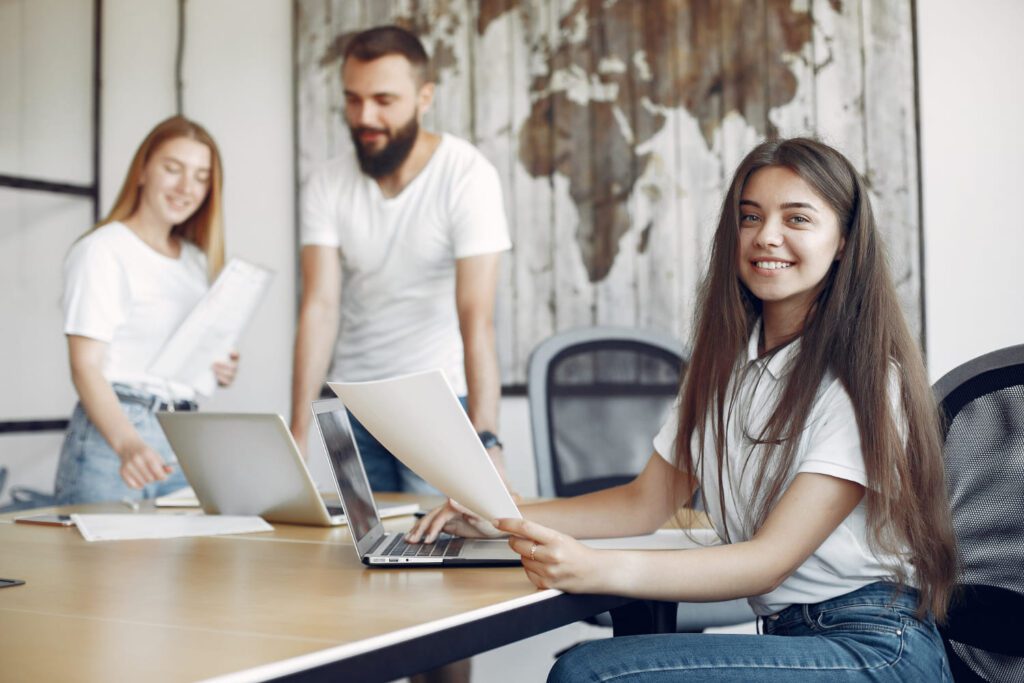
[477,430,503,450]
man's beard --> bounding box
[351,116,419,179]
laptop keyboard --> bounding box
[380,534,465,558]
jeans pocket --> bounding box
[815,604,904,636]
[121,401,152,428]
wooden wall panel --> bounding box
[295,0,923,383]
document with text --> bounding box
[149,258,273,395]
[329,370,521,523]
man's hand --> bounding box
[486,444,518,495]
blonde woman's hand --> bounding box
[213,350,240,387]
[116,436,173,489]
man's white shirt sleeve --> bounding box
[449,155,511,258]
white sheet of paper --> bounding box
[581,528,722,551]
[149,258,273,395]
[71,513,273,542]
[154,486,200,508]
[328,370,521,522]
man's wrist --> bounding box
[477,430,503,450]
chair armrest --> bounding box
[610,600,678,636]
[939,583,1024,656]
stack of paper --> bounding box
[149,258,273,395]
[154,486,201,508]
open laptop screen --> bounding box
[313,402,381,543]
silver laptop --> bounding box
[156,411,419,526]
[311,398,520,566]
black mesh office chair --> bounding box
[527,326,754,631]
[933,344,1024,682]
[528,326,684,498]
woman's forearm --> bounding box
[70,356,141,456]
[522,453,692,539]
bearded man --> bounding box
[290,26,511,498]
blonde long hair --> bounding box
[676,138,956,620]
[93,116,225,280]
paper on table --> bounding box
[70,513,272,542]
[149,258,273,395]
[328,370,521,523]
[154,486,200,508]
[581,528,722,551]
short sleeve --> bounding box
[449,156,512,258]
[62,239,130,343]
[798,381,868,486]
[300,165,341,248]
[652,403,680,463]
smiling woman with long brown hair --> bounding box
[55,116,240,505]
[411,137,957,682]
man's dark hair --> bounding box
[343,26,430,83]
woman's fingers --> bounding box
[213,350,241,386]
[119,447,169,488]
[494,517,561,545]
[405,502,454,542]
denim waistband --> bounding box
[112,384,197,413]
[762,582,921,633]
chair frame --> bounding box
[933,343,1024,436]
[527,326,685,498]
[932,343,1024,682]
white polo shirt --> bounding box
[301,134,511,394]
[653,325,909,615]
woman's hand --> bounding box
[116,435,173,489]
[496,518,606,594]
[213,350,240,387]
[405,499,504,543]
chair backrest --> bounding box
[933,344,1024,683]
[527,326,685,498]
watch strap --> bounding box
[477,430,503,449]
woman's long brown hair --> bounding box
[675,138,956,620]
[89,115,225,280]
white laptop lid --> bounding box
[156,412,335,526]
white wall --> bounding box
[0,0,97,502]
[103,0,296,417]
[918,0,1024,381]
[0,0,294,504]
[5,0,1023,507]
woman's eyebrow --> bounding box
[739,199,819,212]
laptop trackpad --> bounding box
[460,540,520,561]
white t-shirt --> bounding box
[63,221,208,400]
[300,134,511,394]
[653,325,908,615]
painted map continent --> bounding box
[321,0,826,282]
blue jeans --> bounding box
[54,387,190,505]
[549,583,952,682]
[347,396,468,494]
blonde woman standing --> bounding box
[56,116,239,505]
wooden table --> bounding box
[0,497,639,682]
